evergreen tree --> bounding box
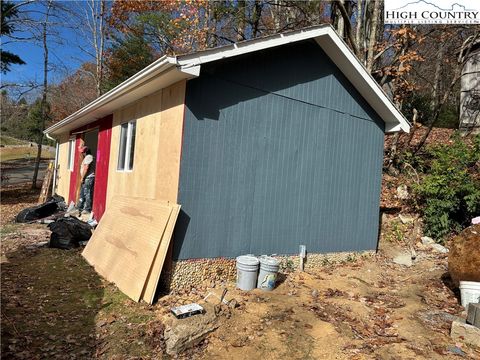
[102,32,155,93]
[1,0,26,73]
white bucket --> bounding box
[236,255,259,291]
[459,281,480,308]
[257,256,280,291]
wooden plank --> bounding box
[155,80,186,202]
[82,196,174,302]
[38,161,54,203]
[142,203,181,304]
[55,134,71,199]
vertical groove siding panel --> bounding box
[175,40,385,260]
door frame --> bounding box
[68,115,113,220]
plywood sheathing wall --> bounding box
[55,133,71,200]
[106,80,186,206]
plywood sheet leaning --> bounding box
[82,196,173,302]
[141,203,181,304]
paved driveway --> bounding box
[1,160,49,186]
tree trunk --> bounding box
[406,108,418,146]
[96,0,105,97]
[32,18,49,189]
[430,44,444,112]
[32,2,52,189]
[336,0,345,39]
[366,0,381,72]
[237,0,246,41]
[355,0,363,59]
[334,0,359,56]
[252,0,262,38]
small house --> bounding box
[46,25,409,273]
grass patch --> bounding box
[0,147,55,162]
[0,135,30,146]
[1,240,162,359]
[0,223,21,236]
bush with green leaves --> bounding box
[413,133,480,242]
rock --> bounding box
[393,253,413,267]
[450,319,480,347]
[399,214,415,224]
[430,243,448,253]
[164,305,219,355]
[472,216,480,225]
[396,185,409,200]
[421,236,435,245]
[448,224,480,286]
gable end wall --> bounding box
[175,40,385,260]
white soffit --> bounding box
[47,25,409,136]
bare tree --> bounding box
[414,29,480,153]
[73,0,109,97]
[31,0,54,189]
[365,0,382,72]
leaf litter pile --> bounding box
[1,184,480,359]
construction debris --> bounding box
[164,304,219,355]
[450,319,480,347]
[467,303,480,328]
[171,303,204,319]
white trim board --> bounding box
[46,25,409,136]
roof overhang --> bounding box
[45,57,200,136]
[46,25,409,136]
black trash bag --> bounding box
[15,195,65,223]
[49,194,67,212]
[48,217,92,250]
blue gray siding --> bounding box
[174,40,385,260]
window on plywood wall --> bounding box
[67,139,75,171]
[117,120,137,171]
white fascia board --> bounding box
[176,26,331,68]
[177,25,410,133]
[45,56,199,136]
[315,27,410,133]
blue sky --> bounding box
[2,1,101,95]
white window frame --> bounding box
[67,138,75,171]
[117,120,136,172]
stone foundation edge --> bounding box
[160,250,376,291]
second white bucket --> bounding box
[257,256,280,291]
[459,280,480,308]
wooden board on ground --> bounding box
[141,203,181,304]
[82,196,174,302]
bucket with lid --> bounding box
[257,256,280,291]
[236,255,260,291]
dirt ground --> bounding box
[1,185,479,359]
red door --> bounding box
[68,115,112,220]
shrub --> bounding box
[413,133,480,242]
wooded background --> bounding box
[1,0,479,187]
